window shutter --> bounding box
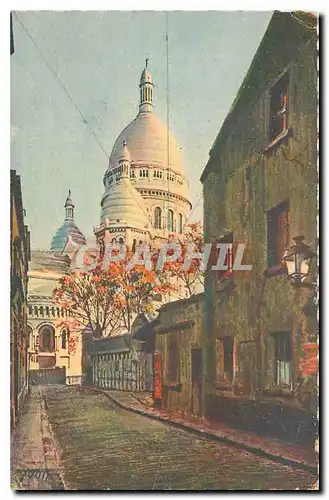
[267,213,276,267]
[216,339,224,379]
[266,335,276,387]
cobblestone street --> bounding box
[23,386,316,491]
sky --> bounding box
[11,10,273,250]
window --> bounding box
[45,306,49,316]
[267,201,290,268]
[245,167,252,202]
[272,332,292,388]
[211,233,234,279]
[269,73,289,142]
[132,239,137,253]
[216,337,234,384]
[61,329,68,349]
[168,209,174,232]
[167,335,180,384]
[178,213,183,234]
[39,325,55,353]
[154,207,162,229]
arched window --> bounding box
[168,210,174,233]
[132,239,137,253]
[40,306,44,317]
[154,207,162,229]
[45,306,49,316]
[57,308,60,317]
[39,325,55,353]
[34,306,38,317]
[61,329,69,350]
[29,305,33,316]
[119,237,124,245]
[178,213,183,234]
[27,326,33,350]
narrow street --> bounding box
[12,385,317,491]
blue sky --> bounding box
[11,10,273,250]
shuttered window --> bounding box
[267,202,290,268]
[167,334,180,384]
[273,332,292,388]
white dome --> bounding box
[109,111,184,175]
[100,178,150,231]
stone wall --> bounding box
[155,293,204,415]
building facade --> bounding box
[94,61,192,252]
[10,170,31,428]
[200,11,318,444]
[27,192,86,384]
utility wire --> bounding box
[13,11,110,161]
[165,11,171,235]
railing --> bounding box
[93,351,153,392]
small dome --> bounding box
[50,190,86,253]
[140,59,153,85]
[50,220,86,253]
[65,189,74,208]
[140,68,153,85]
[101,178,150,231]
[118,140,131,163]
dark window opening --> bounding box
[269,73,289,142]
[216,336,234,384]
[154,207,162,229]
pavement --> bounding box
[10,386,65,490]
[92,388,318,474]
[10,385,319,490]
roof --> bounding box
[92,333,132,354]
[200,11,318,183]
[29,251,70,274]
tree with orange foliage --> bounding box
[157,222,205,298]
[52,249,173,343]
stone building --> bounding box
[27,192,86,384]
[154,293,204,416]
[200,11,318,443]
[10,170,31,428]
[94,61,192,252]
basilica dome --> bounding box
[97,61,191,243]
[109,112,184,175]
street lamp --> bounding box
[282,236,315,285]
